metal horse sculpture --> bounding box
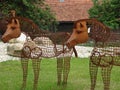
[66,19,120,90]
[0,11,78,90]
[21,32,74,90]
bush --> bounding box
[89,0,120,30]
[0,0,58,31]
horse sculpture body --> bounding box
[0,11,77,90]
[20,31,73,90]
[90,32,120,90]
[66,19,120,90]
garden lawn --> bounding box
[0,58,120,90]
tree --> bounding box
[89,0,120,29]
[0,0,58,31]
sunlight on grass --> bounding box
[0,58,120,90]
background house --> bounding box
[45,0,93,32]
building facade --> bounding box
[45,0,93,32]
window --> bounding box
[59,0,64,2]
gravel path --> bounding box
[73,46,93,58]
[0,42,93,62]
[0,42,20,62]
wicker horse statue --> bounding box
[66,19,120,90]
[0,11,78,90]
[20,31,74,90]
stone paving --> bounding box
[0,42,20,62]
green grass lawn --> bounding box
[0,58,120,90]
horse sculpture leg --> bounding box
[32,59,41,90]
[101,65,112,90]
[57,57,71,86]
[63,56,71,85]
[21,58,29,90]
[57,57,63,85]
[89,61,98,90]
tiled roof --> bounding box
[45,0,93,21]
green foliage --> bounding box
[0,0,58,31]
[89,0,120,29]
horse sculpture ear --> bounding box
[11,19,20,27]
[80,23,83,27]
[14,19,18,24]
[12,19,17,24]
[76,22,84,29]
[81,21,86,27]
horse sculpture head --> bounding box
[66,19,111,48]
[1,17,21,43]
[66,20,89,48]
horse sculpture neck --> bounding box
[17,17,47,39]
[15,17,71,45]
